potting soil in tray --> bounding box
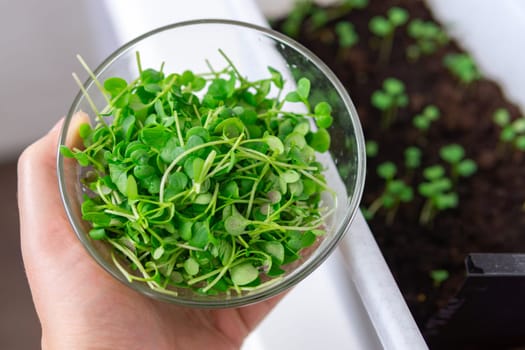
[272,0,525,333]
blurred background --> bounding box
[1,1,118,348]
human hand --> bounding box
[18,115,283,350]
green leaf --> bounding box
[140,125,170,150]
[230,262,258,286]
[377,162,396,179]
[514,136,525,150]
[371,91,392,110]
[141,68,164,84]
[78,123,92,139]
[335,22,358,48]
[153,246,165,260]
[214,118,244,138]
[423,165,445,180]
[268,66,284,89]
[308,128,331,153]
[457,159,477,177]
[301,231,317,248]
[225,215,248,236]
[296,78,311,100]
[190,221,210,248]
[223,181,239,198]
[167,172,188,193]
[104,77,127,98]
[440,144,465,164]
[282,170,300,183]
[126,175,138,200]
[435,193,458,210]
[404,146,421,168]
[120,115,136,142]
[388,7,409,26]
[314,101,332,117]
[493,108,510,127]
[424,105,440,120]
[285,91,302,103]
[262,241,285,262]
[109,163,128,194]
[316,114,333,129]
[430,269,449,285]
[264,134,284,154]
[369,16,392,36]
[89,228,107,240]
[383,78,405,95]
[59,146,75,158]
[207,78,231,100]
[184,257,200,276]
[179,221,193,241]
[73,152,90,167]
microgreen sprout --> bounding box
[439,144,477,181]
[492,108,525,152]
[341,0,368,10]
[371,77,409,129]
[404,146,422,170]
[443,53,481,85]
[281,0,313,38]
[335,21,359,49]
[363,162,413,224]
[413,105,440,132]
[406,19,448,61]
[369,6,409,64]
[61,52,336,296]
[309,7,330,30]
[418,165,458,225]
[430,269,449,287]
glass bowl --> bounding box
[57,19,365,308]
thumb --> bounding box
[18,112,90,273]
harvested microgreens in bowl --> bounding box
[58,20,365,307]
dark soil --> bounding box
[273,0,525,345]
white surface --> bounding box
[0,0,118,160]
[426,0,525,111]
[340,213,429,350]
[243,245,383,350]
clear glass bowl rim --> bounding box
[57,18,366,308]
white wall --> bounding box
[0,0,119,161]
[427,0,525,111]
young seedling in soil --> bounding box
[418,165,458,225]
[281,0,368,39]
[313,0,369,27]
[363,162,413,225]
[404,146,422,180]
[406,19,448,62]
[371,77,409,129]
[368,6,409,64]
[430,269,449,287]
[61,51,336,296]
[413,104,440,145]
[439,143,478,182]
[280,0,314,38]
[413,104,440,132]
[492,108,525,153]
[443,53,481,85]
[335,21,359,49]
